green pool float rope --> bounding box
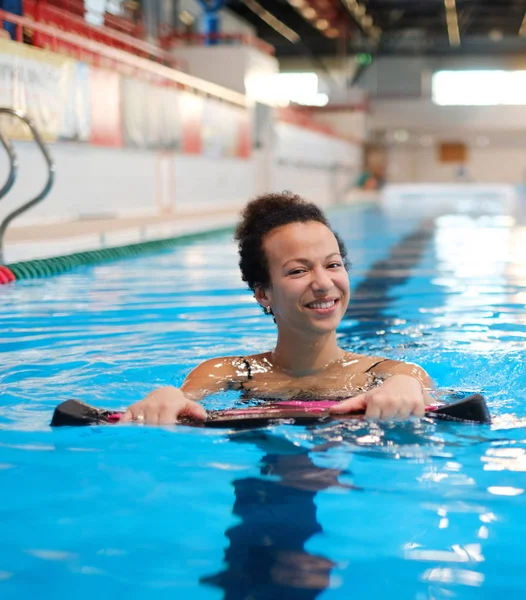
[1,226,232,283]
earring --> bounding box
[264,306,272,315]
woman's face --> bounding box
[258,221,350,336]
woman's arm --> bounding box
[180,357,245,400]
[121,357,243,425]
[330,359,434,420]
[369,359,434,390]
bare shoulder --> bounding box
[342,351,390,371]
[343,351,433,386]
[181,356,249,399]
[367,357,433,386]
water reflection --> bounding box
[202,432,355,599]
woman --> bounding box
[122,192,433,425]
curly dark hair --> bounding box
[234,191,349,291]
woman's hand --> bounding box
[120,386,207,425]
[329,374,428,420]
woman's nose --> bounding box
[311,267,332,292]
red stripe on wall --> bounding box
[180,91,203,154]
[89,67,123,147]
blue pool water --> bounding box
[1,196,526,599]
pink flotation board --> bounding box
[51,394,491,428]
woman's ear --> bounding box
[254,286,270,310]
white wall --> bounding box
[274,122,360,168]
[279,55,363,105]
[0,142,255,225]
[360,57,428,98]
[365,56,526,185]
[271,122,361,204]
[314,110,367,143]
[388,145,526,185]
[361,55,526,99]
[371,100,526,134]
[171,45,278,95]
[0,123,361,227]
[173,154,256,213]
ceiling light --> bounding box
[301,7,316,19]
[489,29,503,41]
[288,0,305,7]
[362,15,373,28]
[354,4,366,17]
[316,19,329,30]
[394,129,409,143]
[521,13,526,36]
[242,0,300,43]
[325,27,340,38]
[445,2,460,47]
[179,10,195,26]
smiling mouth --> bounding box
[305,299,339,310]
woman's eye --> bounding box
[289,269,306,276]
[328,262,342,269]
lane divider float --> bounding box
[0,227,232,285]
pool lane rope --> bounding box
[0,227,232,285]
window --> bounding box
[432,70,526,106]
[245,73,328,106]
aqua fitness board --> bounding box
[51,395,491,428]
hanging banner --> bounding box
[180,90,203,154]
[0,38,75,141]
[201,98,236,158]
[201,98,250,159]
[123,78,182,149]
[0,37,250,156]
[59,61,91,142]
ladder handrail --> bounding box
[0,131,18,201]
[0,108,55,263]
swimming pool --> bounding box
[1,194,526,599]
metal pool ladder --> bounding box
[0,108,55,263]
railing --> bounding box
[0,131,17,202]
[0,108,55,263]
[16,1,184,70]
[37,0,85,17]
[161,31,275,56]
[0,9,247,106]
[277,106,362,145]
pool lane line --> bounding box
[345,217,436,323]
[0,200,377,285]
[0,225,233,285]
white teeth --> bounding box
[308,300,335,309]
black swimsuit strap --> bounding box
[237,356,386,394]
[241,357,253,380]
[235,357,253,392]
[364,359,389,373]
[240,357,385,378]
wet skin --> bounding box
[122,221,433,425]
